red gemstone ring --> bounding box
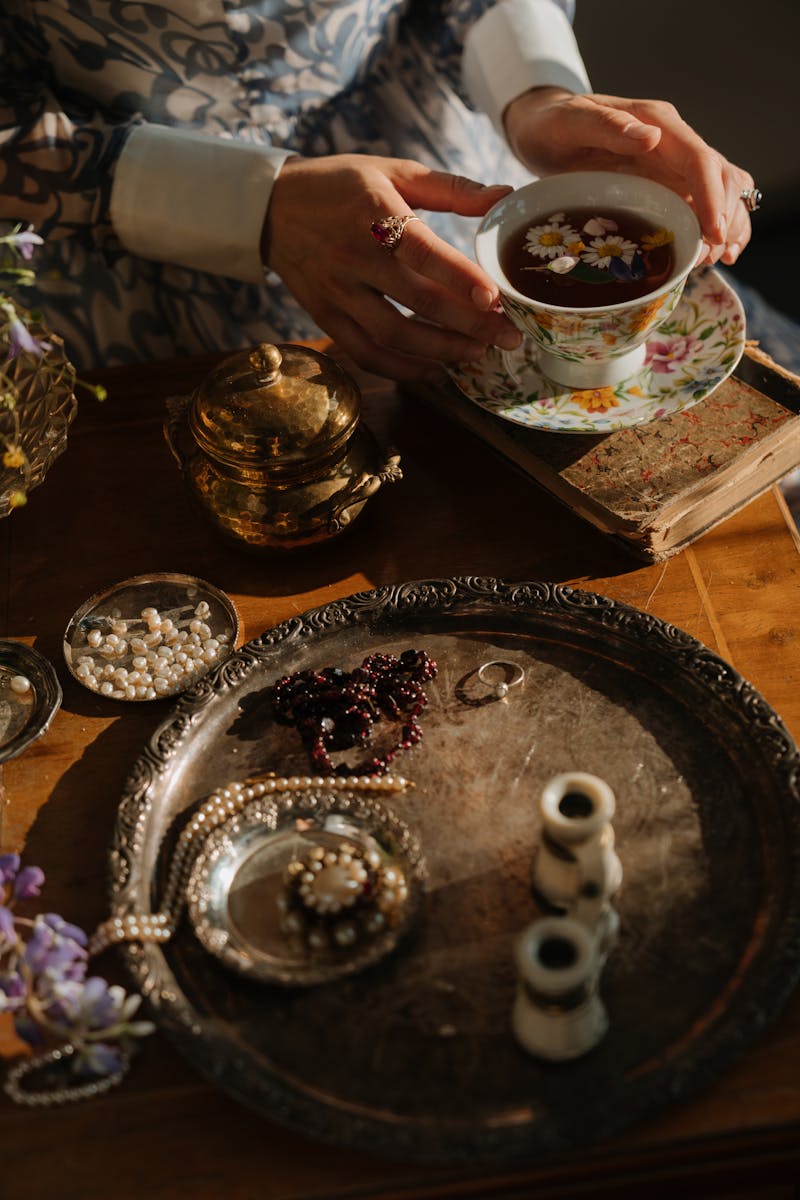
[370,214,421,253]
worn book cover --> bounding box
[417,345,800,561]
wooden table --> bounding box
[3,348,800,1200]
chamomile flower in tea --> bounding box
[500,208,675,308]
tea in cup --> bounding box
[475,171,703,389]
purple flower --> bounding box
[0,853,20,887]
[7,229,44,261]
[6,315,51,360]
[14,865,45,900]
[0,971,26,1013]
[23,912,88,976]
[0,904,16,951]
[52,976,125,1032]
[75,1041,124,1079]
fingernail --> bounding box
[727,241,741,261]
[471,285,495,310]
[623,121,655,141]
[496,329,523,351]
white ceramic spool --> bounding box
[531,771,622,925]
[512,916,609,1061]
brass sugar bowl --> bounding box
[164,342,401,551]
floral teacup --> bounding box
[475,171,703,390]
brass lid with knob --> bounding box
[189,342,361,473]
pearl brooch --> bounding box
[280,837,410,953]
[88,772,413,959]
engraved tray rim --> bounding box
[109,577,800,1164]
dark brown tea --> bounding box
[499,206,676,308]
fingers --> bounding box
[594,96,758,260]
[344,274,519,359]
[553,94,664,158]
[718,169,755,264]
[390,160,514,217]
[265,152,525,382]
[317,305,451,384]
[372,213,507,316]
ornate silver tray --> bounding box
[110,578,800,1162]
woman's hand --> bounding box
[504,88,756,266]
[263,153,523,382]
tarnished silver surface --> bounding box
[63,572,239,701]
[186,787,425,987]
[108,578,800,1163]
[0,640,62,764]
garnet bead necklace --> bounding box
[272,649,437,776]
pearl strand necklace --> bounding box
[88,773,412,958]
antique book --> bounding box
[416,345,800,562]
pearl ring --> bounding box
[477,660,525,700]
[740,187,763,214]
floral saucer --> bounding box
[449,268,745,433]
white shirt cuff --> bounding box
[110,125,292,283]
[463,0,591,139]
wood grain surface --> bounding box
[2,346,800,1199]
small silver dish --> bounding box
[63,572,239,702]
[186,785,425,987]
[0,640,62,764]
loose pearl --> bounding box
[10,675,31,694]
[87,629,102,647]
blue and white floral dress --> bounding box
[0,0,797,374]
[0,0,586,367]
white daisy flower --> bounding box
[524,221,579,260]
[583,235,638,270]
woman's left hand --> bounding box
[504,87,756,266]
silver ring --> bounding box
[369,214,421,253]
[477,660,525,700]
[740,187,762,214]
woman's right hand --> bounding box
[262,153,523,382]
